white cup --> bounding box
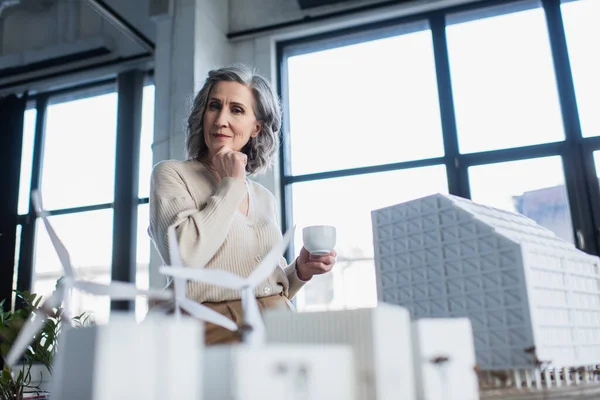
[302,225,336,256]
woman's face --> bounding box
[203,81,261,157]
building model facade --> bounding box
[372,193,600,375]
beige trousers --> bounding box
[202,293,294,345]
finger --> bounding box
[215,145,232,156]
[304,262,333,274]
[307,255,335,264]
[297,248,310,264]
[213,149,230,165]
[232,152,247,164]
[211,148,228,165]
[237,155,247,166]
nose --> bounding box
[214,108,229,128]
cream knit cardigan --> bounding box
[148,159,306,303]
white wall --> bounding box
[149,0,236,288]
[152,0,233,167]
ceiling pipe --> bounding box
[84,0,155,54]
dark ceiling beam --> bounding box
[84,0,155,54]
[228,0,418,39]
[0,53,152,94]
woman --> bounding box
[148,64,336,344]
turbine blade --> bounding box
[178,298,238,331]
[159,267,245,289]
[240,287,266,346]
[246,226,295,288]
[5,309,48,366]
[31,190,76,278]
[73,280,172,301]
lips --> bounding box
[213,134,231,138]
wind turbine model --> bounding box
[160,226,357,400]
[160,226,295,346]
[4,190,173,367]
[159,226,238,331]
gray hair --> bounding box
[185,64,282,174]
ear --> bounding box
[251,121,262,138]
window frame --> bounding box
[3,71,154,313]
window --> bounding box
[291,166,449,311]
[286,22,443,176]
[33,210,114,324]
[283,21,449,311]
[561,0,600,138]
[31,90,118,323]
[12,225,22,311]
[446,2,565,154]
[18,109,36,215]
[41,93,118,210]
[6,73,153,324]
[468,156,574,243]
[280,0,600,312]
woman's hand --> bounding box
[211,146,247,183]
[296,247,336,281]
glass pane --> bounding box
[594,151,600,204]
[18,109,36,215]
[14,224,22,274]
[33,209,113,324]
[447,3,565,153]
[562,0,600,137]
[139,85,155,198]
[12,225,22,311]
[287,26,444,175]
[136,203,151,321]
[291,165,448,311]
[41,93,118,210]
[468,156,574,243]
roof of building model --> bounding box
[372,193,575,251]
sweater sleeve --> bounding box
[149,161,247,267]
[285,259,308,300]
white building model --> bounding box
[371,193,600,375]
[265,304,413,400]
[264,305,480,400]
[50,314,203,400]
[203,344,355,400]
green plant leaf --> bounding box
[0,342,11,357]
[1,367,11,381]
[0,325,13,343]
[33,295,43,308]
[1,285,93,398]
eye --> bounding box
[208,101,220,110]
[232,106,244,115]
